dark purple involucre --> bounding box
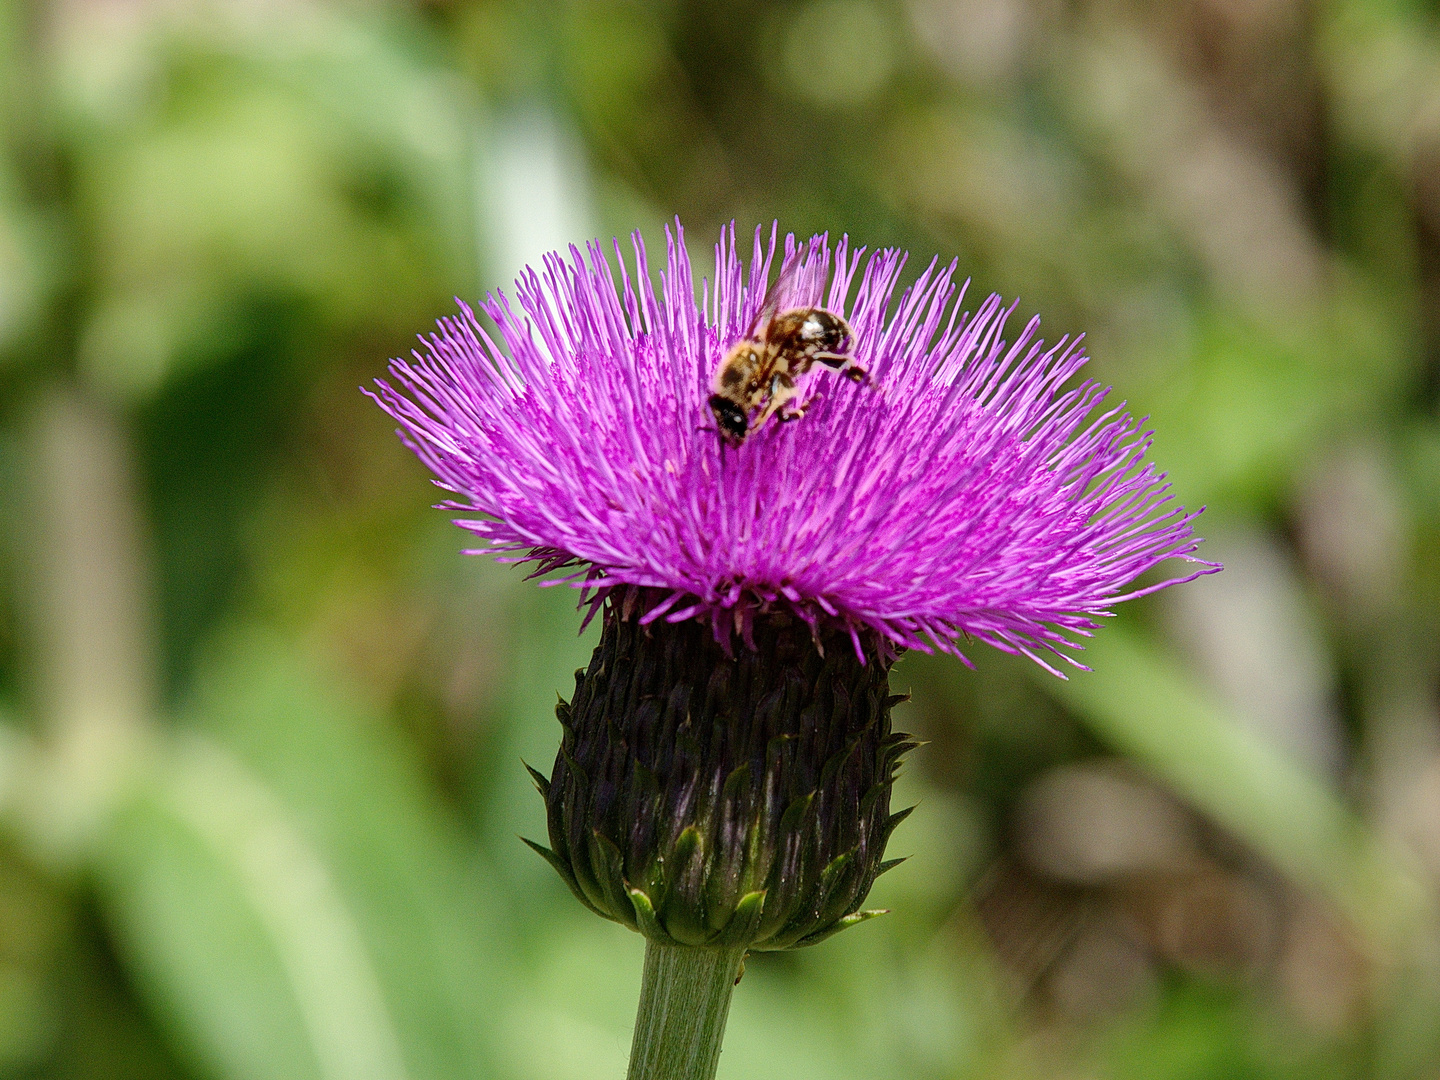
[371,223,1217,675]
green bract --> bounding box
[526,601,916,950]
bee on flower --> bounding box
[370,220,1216,958]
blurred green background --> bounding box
[1,0,1439,1077]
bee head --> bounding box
[708,395,749,442]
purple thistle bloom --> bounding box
[371,222,1217,676]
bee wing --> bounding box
[745,253,805,341]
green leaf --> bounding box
[1042,624,1419,940]
[63,5,479,400]
[96,627,506,1080]
[1044,623,1440,1073]
[98,736,407,1080]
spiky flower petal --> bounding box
[371,222,1214,675]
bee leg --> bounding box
[779,387,826,422]
[755,389,800,430]
[750,372,797,429]
[752,398,783,429]
[815,353,871,384]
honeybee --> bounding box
[708,262,869,444]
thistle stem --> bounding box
[626,941,747,1080]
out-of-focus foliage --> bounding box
[3,1,1440,1078]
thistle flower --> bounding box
[369,222,1216,954]
[373,223,1213,673]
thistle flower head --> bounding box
[371,221,1215,674]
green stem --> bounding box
[626,941,747,1080]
